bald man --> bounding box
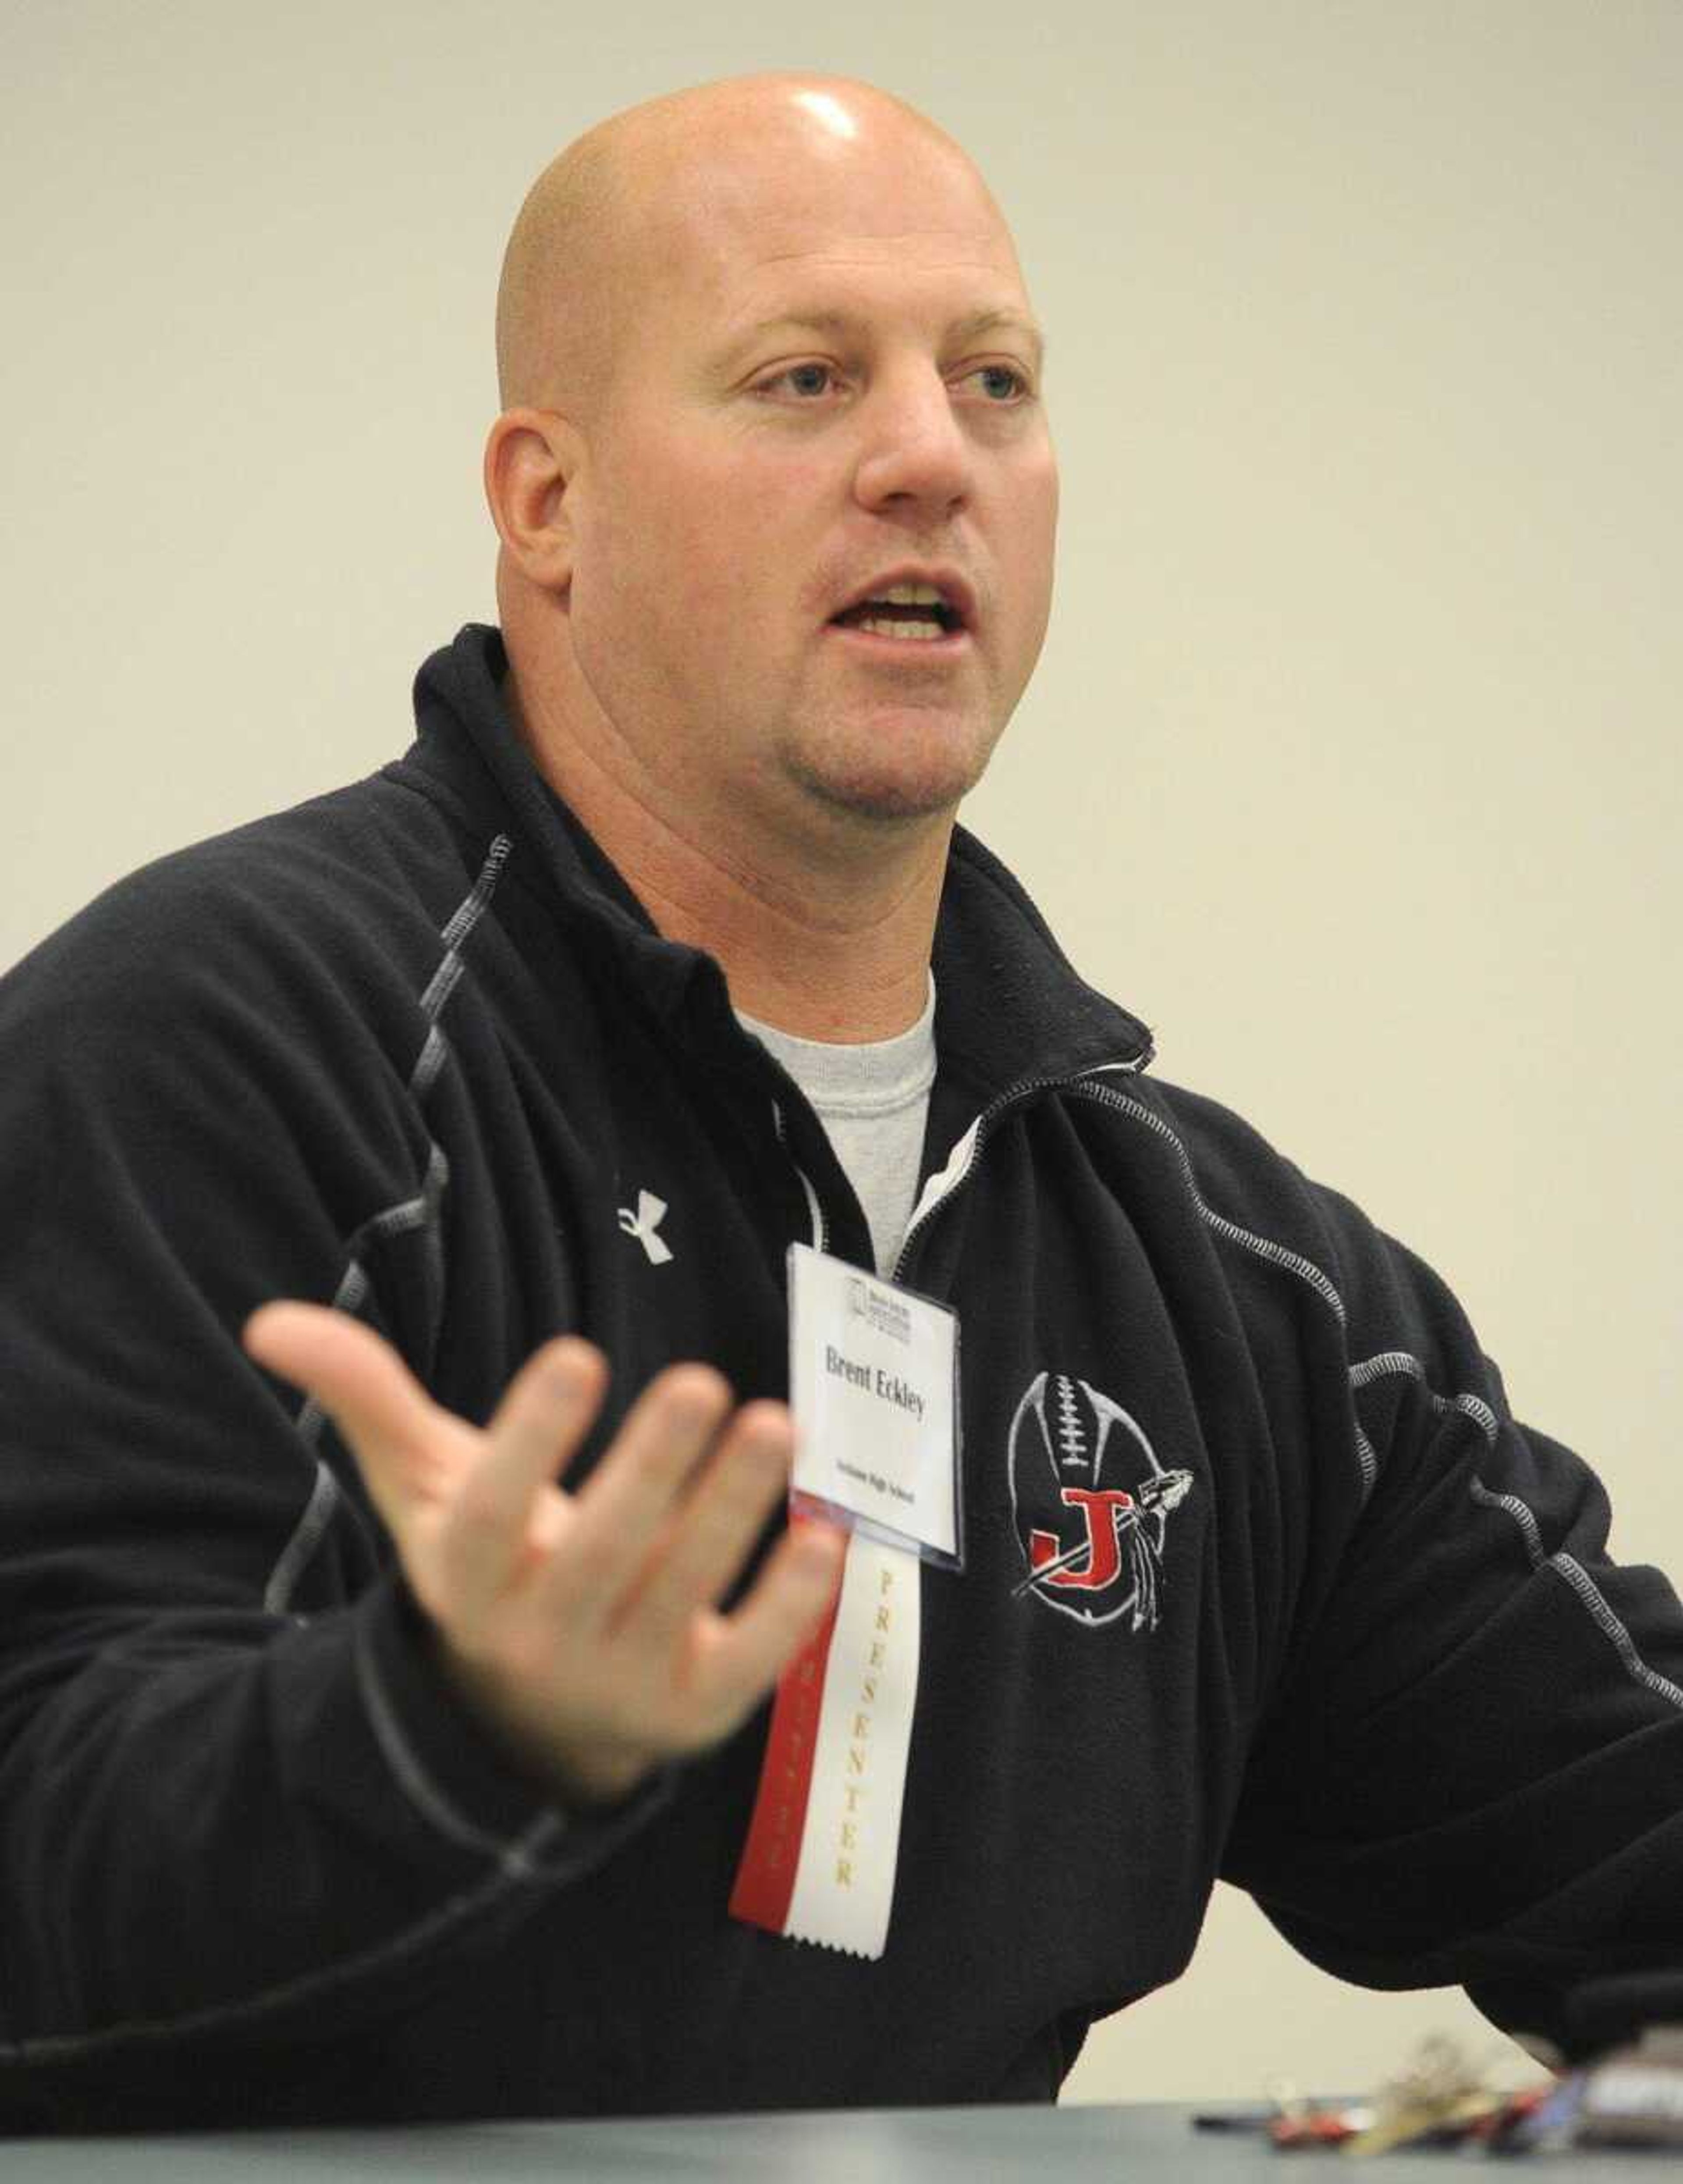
[4,71,1683,2135]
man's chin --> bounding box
[787,731,998,831]
[802,773,967,827]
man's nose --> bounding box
[851,368,972,516]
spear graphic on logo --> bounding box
[1012,1466,1193,1626]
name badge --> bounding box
[787,1242,962,1570]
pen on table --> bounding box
[1190,2106,1279,2132]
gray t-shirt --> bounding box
[738,978,936,1278]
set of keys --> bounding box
[1253,2038,1548,2155]
[1198,2026,1683,2154]
[1272,2039,1547,2154]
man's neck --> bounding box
[504,666,947,1043]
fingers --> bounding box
[555,1364,735,1622]
[440,1337,608,1620]
[692,1517,849,1719]
[242,1302,459,1522]
[243,1302,419,1416]
[244,1303,431,1441]
[619,1401,796,1645]
[484,1335,609,1489]
[246,1305,845,1768]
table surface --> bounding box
[2,2100,1661,2179]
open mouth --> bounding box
[829,599,964,644]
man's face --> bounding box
[558,95,1058,846]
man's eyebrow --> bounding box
[710,306,1047,374]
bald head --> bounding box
[493,73,1012,425]
[483,68,1057,894]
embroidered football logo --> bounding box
[1008,1371,1193,1630]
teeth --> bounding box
[856,617,947,641]
[876,581,945,606]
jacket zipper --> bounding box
[771,1099,829,1255]
[777,1055,1152,1283]
[889,1052,1154,1284]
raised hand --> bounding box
[243,1304,846,1805]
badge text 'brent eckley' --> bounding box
[824,1344,925,1423]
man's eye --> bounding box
[973,364,1031,402]
[761,363,837,399]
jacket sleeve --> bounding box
[1216,1136,1683,2058]
[0,842,671,2129]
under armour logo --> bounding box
[617,1189,673,1266]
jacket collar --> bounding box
[402,623,1153,1098]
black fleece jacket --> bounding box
[3,624,1681,2132]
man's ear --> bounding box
[483,408,584,592]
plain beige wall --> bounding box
[6,0,1679,2109]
